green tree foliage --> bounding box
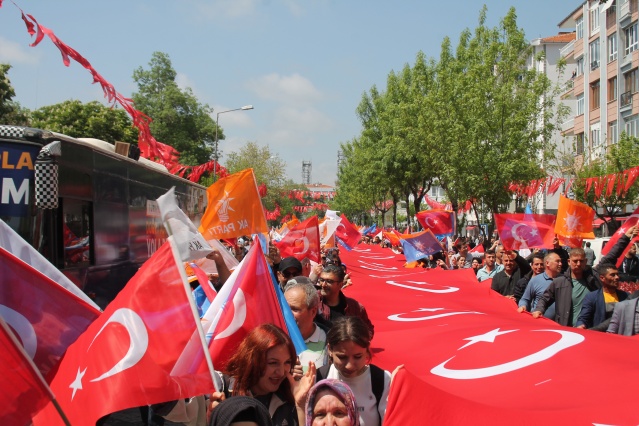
[335,7,559,227]
[0,64,30,125]
[30,100,138,143]
[132,52,220,165]
[571,133,639,234]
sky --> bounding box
[0,1,577,186]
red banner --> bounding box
[339,244,639,425]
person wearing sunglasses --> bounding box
[277,257,303,290]
[315,264,374,338]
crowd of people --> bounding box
[123,223,639,426]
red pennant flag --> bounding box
[0,317,59,426]
[334,214,363,249]
[275,216,321,263]
[546,177,564,196]
[202,240,289,371]
[557,234,583,249]
[34,241,213,426]
[554,195,595,239]
[416,210,456,237]
[0,247,100,378]
[494,214,556,251]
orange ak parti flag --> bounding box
[199,169,268,240]
[554,195,595,239]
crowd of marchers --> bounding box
[107,242,397,426]
[103,227,639,426]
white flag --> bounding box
[157,187,212,261]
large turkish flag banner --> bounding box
[340,244,639,425]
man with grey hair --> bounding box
[284,277,328,370]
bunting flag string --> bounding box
[6,2,229,182]
[508,165,639,203]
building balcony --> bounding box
[560,40,575,61]
[561,79,575,99]
[620,0,631,26]
[621,91,633,112]
[562,117,575,135]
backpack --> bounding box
[316,363,385,409]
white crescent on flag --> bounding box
[430,329,584,379]
[88,308,149,382]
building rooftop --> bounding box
[306,183,335,190]
[541,32,576,43]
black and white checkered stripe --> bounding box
[35,141,61,210]
[0,125,26,139]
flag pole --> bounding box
[167,235,220,392]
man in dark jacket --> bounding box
[532,226,638,326]
[491,251,532,300]
[619,243,639,283]
[532,248,599,326]
[576,263,628,331]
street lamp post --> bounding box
[213,105,254,181]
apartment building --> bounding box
[560,0,639,166]
[529,32,577,213]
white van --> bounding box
[582,237,611,267]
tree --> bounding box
[30,100,138,143]
[570,133,639,235]
[0,64,29,125]
[224,142,295,222]
[431,7,557,218]
[131,52,220,165]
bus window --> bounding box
[63,199,92,267]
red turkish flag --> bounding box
[0,247,100,379]
[338,247,639,425]
[34,241,213,426]
[275,215,321,263]
[416,210,456,236]
[494,213,556,251]
[334,214,362,249]
[201,239,289,371]
[601,206,639,264]
[0,316,57,426]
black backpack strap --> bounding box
[316,363,331,382]
[369,364,386,408]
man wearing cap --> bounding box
[277,256,302,290]
[284,277,329,371]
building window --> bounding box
[610,120,618,144]
[590,39,601,70]
[577,57,585,76]
[576,133,585,154]
[576,16,584,40]
[591,80,601,109]
[577,94,585,115]
[590,6,600,34]
[591,125,601,147]
[609,33,618,62]
[609,76,618,101]
[625,68,639,93]
[626,115,639,137]
[624,22,639,57]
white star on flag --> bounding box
[69,367,87,400]
[458,328,517,350]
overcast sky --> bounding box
[0,1,575,185]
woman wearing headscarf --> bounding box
[305,379,359,426]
